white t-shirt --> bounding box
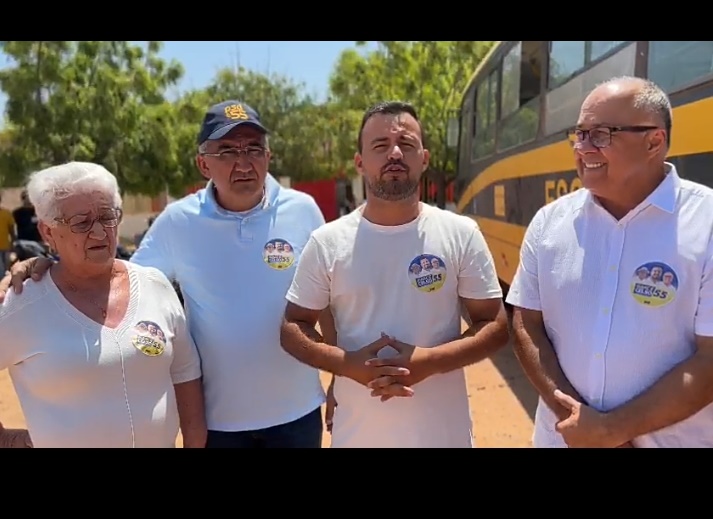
[0,261,202,448]
[286,203,503,448]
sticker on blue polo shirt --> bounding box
[630,261,678,307]
[408,254,447,293]
[263,238,295,270]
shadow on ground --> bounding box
[488,343,537,422]
[487,306,538,422]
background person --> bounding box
[12,189,42,244]
[0,191,15,275]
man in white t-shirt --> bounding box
[506,76,713,448]
[279,101,509,448]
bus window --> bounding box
[501,43,523,119]
[498,41,543,151]
[544,42,636,136]
[549,41,586,89]
[590,41,626,62]
[471,67,499,161]
[648,41,713,93]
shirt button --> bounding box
[595,353,602,359]
[603,308,610,315]
[609,265,616,272]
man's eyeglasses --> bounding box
[55,208,123,234]
[200,146,267,161]
[567,125,661,149]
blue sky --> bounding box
[0,41,378,123]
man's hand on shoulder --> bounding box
[0,257,54,302]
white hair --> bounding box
[26,161,123,225]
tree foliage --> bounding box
[0,41,187,194]
[329,41,495,177]
[0,41,494,197]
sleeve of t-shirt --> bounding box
[130,210,176,282]
[458,223,504,300]
[695,238,713,337]
[285,235,331,311]
[168,288,202,385]
[505,208,545,311]
[0,301,29,371]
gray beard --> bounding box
[367,177,419,201]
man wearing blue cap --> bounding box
[0,100,329,448]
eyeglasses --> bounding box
[200,146,267,162]
[567,125,661,149]
[55,208,123,233]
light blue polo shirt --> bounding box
[131,174,327,431]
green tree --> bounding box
[329,41,495,206]
[0,41,192,195]
[169,88,212,196]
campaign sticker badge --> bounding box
[408,254,447,293]
[263,238,295,270]
[630,262,678,307]
[131,320,166,357]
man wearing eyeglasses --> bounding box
[506,76,713,448]
[0,100,328,448]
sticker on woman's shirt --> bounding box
[630,261,678,307]
[131,320,166,356]
[263,238,295,270]
[408,254,447,293]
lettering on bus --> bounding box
[494,185,505,217]
[545,177,582,204]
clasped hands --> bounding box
[344,332,434,401]
[553,390,633,448]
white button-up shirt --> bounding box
[506,163,713,447]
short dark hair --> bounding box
[357,101,427,152]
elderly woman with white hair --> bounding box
[0,161,206,448]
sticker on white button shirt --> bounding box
[630,262,678,307]
[131,320,166,356]
[263,238,295,270]
[408,254,447,293]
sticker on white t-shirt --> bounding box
[131,320,166,356]
[263,238,295,270]
[408,254,447,293]
[630,261,678,307]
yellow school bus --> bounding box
[452,41,713,292]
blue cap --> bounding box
[197,100,268,144]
